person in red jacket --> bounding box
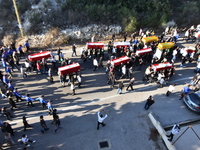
[36,61,41,74]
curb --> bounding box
[148,112,176,150]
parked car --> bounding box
[183,91,200,114]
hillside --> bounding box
[0,0,199,46]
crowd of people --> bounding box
[0,41,67,149]
[0,24,199,149]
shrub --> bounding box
[124,17,137,32]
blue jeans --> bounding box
[116,88,122,94]
[41,127,49,133]
[54,125,62,132]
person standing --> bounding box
[57,47,61,62]
[51,109,58,124]
[59,52,64,63]
[50,56,56,69]
[116,81,124,94]
[21,134,36,147]
[166,84,176,96]
[120,65,127,79]
[70,82,76,96]
[40,115,49,133]
[24,41,30,53]
[112,33,115,42]
[97,110,108,130]
[25,60,31,74]
[128,67,133,79]
[93,58,98,72]
[20,66,27,78]
[53,116,61,133]
[17,45,24,58]
[23,116,33,131]
[126,77,135,91]
[167,124,181,141]
[36,61,41,74]
[144,96,155,110]
[72,44,77,57]
[48,68,53,83]
[124,32,127,42]
[77,75,82,88]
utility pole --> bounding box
[12,0,25,38]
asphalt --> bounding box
[0,35,199,150]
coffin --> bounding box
[28,51,51,62]
[86,42,104,49]
[58,63,81,75]
[152,62,172,72]
[111,56,130,66]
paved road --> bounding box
[0,36,198,150]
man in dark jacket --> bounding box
[40,115,49,133]
[126,77,135,91]
[144,95,155,110]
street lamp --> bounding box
[12,0,25,38]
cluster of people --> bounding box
[0,108,61,148]
[0,41,68,149]
[0,23,199,148]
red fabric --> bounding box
[115,45,130,48]
[136,48,152,55]
[28,51,51,62]
[36,62,41,70]
[111,56,130,66]
[86,42,104,49]
[152,62,172,72]
[58,63,81,75]
[114,42,130,48]
[185,49,195,53]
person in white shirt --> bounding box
[93,58,98,72]
[157,72,165,82]
[50,56,56,69]
[97,110,107,130]
[166,84,175,96]
[48,68,53,83]
[171,49,177,63]
[195,62,200,73]
[167,124,180,141]
[165,26,169,35]
[112,47,116,54]
[77,75,81,88]
[120,65,127,79]
[24,60,31,73]
[70,82,75,95]
[21,134,36,147]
